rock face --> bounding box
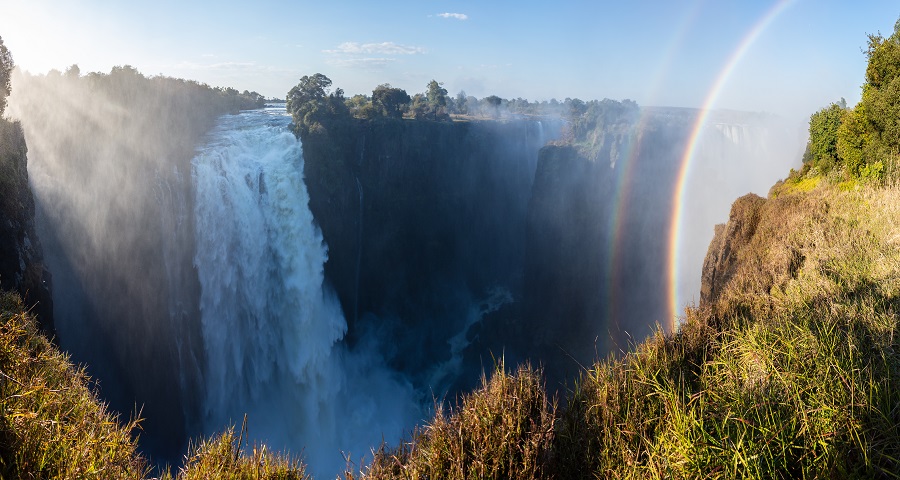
[301,108,800,391]
[300,117,558,387]
[699,193,767,308]
[521,117,686,382]
[0,119,53,335]
[522,145,612,375]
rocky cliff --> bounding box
[0,118,52,335]
[300,116,558,389]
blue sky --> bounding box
[1,1,898,122]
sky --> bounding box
[0,0,898,123]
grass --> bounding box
[353,361,555,480]
[549,182,900,478]
[0,290,149,478]
[166,422,308,480]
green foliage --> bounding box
[408,92,427,119]
[836,106,869,175]
[425,80,450,120]
[371,83,410,119]
[803,102,844,170]
[346,94,378,119]
[287,73,350,136]
[805,18,900,182]
[860,159,884,183]
[0,36,13,117]
[865,32,900,90]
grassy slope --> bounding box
[0,291,308,479]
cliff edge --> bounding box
[0,118,52,335]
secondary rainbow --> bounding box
[604,2,705,343]
[667,0,798,329]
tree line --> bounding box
[286,72,637,140]
[802,18,900,183]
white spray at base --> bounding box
[192,106,419,477]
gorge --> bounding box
[4,70,801,476]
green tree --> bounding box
[0,36,14,116]
[409,93,428,119]
[287,73,348,136]
[836,107,869,175]
[802,103,844,171]
[372,84,410,119]
[425,80,449,119]
[346,94,377,119]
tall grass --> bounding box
[552,182,900,479]
[0,290,149,478]
[355,361,556,480]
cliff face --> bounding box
[301,117,556,385]
[301,108,798,391]
[522,116,689,382]
[523,145,612,371]
[0,119,52,334]
[699,193,767,308]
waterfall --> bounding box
[192,106,418,477]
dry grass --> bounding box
[169,421,308,480]
[352,361,555,480]
[0,290,149,479]
[550,182,900,478]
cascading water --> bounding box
[192,106,419,477]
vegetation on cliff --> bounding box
[0,290,308,479]
[800,18,900,184]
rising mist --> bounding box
[7,66,803,477]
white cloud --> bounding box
[325,57,396,69]
[323,42,425,56]
[437,13,468,20]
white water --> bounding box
[192,106,419,477]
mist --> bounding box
[5,63,805,478]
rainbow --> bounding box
[605,2,702,343]
[666,0,798,330]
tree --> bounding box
[409,93,428,119]
[425,80,449,119]
[455,91,468,115]
[372,84,410,119]
[484,95,502,118]
[346,94,377,119]
[802,103,844,170]
[836,107,869,175]
[65,64,81,79]
[287,73,348,136]
[0,36,14,117]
